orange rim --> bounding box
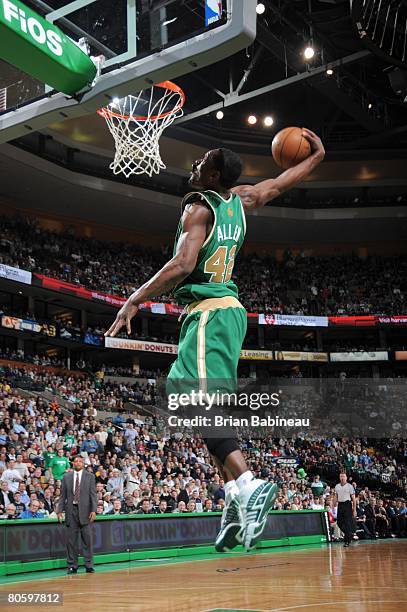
[97,81,185,122]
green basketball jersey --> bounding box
[172,190,246,305]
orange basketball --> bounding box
[271,126,311,169]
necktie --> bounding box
[74,473,80,503]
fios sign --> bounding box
[2,0,63,56]
[205,0,222,26]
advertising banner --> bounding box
[275,351,328,362]
[27,274,407,328]
[259,314,328,327]
[376,316,407,325]
[272,457,300,466]
[239,349,273,360]
[0,263,31,284]
[106,341,277,361]
[0,512,326,562]
[0,0,96,95]
[1,315,56,337]
[105,337,178,354]
[330,351,388,362]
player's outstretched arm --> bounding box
[233,128,325,212]
[104,203,211,337]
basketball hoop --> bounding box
[97,81,185,178]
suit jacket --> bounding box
[58,471,97,526]
[0,490,15,509]
[364,505,376,522]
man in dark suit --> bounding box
[0,481,15,512]
[57,456,97,574]
[364,497,377,539]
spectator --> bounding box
[49,449,71,482]
[123,497,138,514]
[137,499,151,514]
[107,469,124,497]
[154,500,169,514]
[14,454,30,480]
[80,434,99,455]
[213,480,226,504]
[1,460,24,493]
[310,475,325,497]
[375,499,393,538]
[12,491,26,516]
[175,501,187,513]
[203,499,214,512]
[365,497,378,538]
[311,496,324,510]
[0,503,18,520]
[108,499,127,515]
[42,488,55,514]
[17,483,30,507]
[19,500,44,519]
[355,497,374,540]
[43,445,57,471]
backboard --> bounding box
[0,0,257,143]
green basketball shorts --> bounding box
[167,296,247,394]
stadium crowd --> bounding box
[1,215,406,315]
[0,363,156,412]
[0,372,405,542]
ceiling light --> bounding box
[264,116,274,127]
[326,68,333,76]
[256,3,266,15]
[303,46,315,60]
[216,110,224,120]
[368,103,373,109]
[247,115,257,125]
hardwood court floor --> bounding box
[1,541,406,612]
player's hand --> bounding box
[302,128,325,160]
[353,509,357,518]
[89,511,96,522]
[57,513,64,523]
[104,300,139,337]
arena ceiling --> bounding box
[173,0,407,155]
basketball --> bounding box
[272,126,311,169]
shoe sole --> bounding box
[243,483,279,552]
[215,523,243,552]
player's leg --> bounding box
[208,437,278,552]
[167,300,245,550]
[202,303,279,552]
[167,299,278,552]
[211,455,242,552]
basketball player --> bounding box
[105,128,325,551]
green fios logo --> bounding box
[2,0,63,56]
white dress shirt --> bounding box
[73,469,84,494]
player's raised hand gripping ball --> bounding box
[272,126,312,169]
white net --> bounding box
[98,82,185,178]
